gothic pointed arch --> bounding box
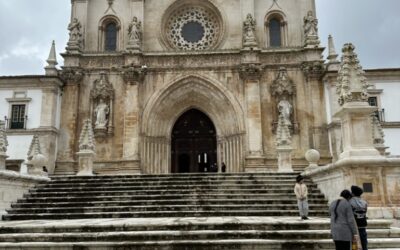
[141,74,245,174]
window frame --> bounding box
[98,15,121,52]
[6,91,31,130]
[264,11,288,48]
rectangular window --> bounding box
[10,104,26,129]
[368,97,378,107]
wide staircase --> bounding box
[0,173,399,249]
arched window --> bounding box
[98,16,121,52]
[269,18,281,47]
[265,12,287,48]
[105,22,117,51]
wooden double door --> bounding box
[171,109,217,173]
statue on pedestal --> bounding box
[243,14,258,47]
[94,99,109,129]
[278,96,293,126]
[303,11,320,47]
[127,17,142,51]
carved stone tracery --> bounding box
[165,5,221,51]
[336,43,371,106]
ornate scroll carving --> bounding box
[122,64,147,85]
[60,67,84,84]
[239,63,263,81]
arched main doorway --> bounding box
[171,109,217,173]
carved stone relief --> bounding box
[270,67,298,133]
[336,43,371,106]
[90,72,115,136]
[165,5,221,50]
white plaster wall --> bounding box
[0,90,13,120]
[0,89,42,129]
[7,135,33,160]
[375,82,400,122]
[383,128,400,156]
[25,90,42,129]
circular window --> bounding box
[165,5,221,50]
[181,21,205,43]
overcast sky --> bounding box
[0,0,399,76]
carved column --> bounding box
[122,65,147,163]
[240,63,265,169]
[58,68,84,165]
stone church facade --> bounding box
[56,0,329,175]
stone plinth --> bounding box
[334,102,382,159]
[0,170,49,216]
[77,150,95,176]
[303,157,400,221]
[0,153,8,170]
[277,146,293,172]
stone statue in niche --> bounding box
[94,99,109,129]
[127,17,142,51]
[68,18,82,42]
[278,96,292,126]
[304,11,318,37]
[243,14,258,47]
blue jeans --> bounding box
[358,228,368,250]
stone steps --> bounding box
[0,217,398,250]
[1,173,399,249]
[11,198,328,208]
[0,229,398,242]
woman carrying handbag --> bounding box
[329,190,362,250]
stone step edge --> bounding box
[12,198,328,205]
[7,204,329,212]
[0,238,399,247]
[0,229,398,238]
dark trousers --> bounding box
[358,228,368,250]
[334,241,351,250]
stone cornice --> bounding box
[0,76,64,89]
[0,170,50,182]
[5,127,59,136]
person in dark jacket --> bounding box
[350,185,368,250]
[329,190,359,250]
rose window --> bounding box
[166,6,221,50]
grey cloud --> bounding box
[0,0,399,75]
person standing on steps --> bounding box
[329,190,361,250]
[221,162,226,173]
[350,185,368,250]
[294,175,309,220]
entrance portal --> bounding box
[171,109,217,173]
